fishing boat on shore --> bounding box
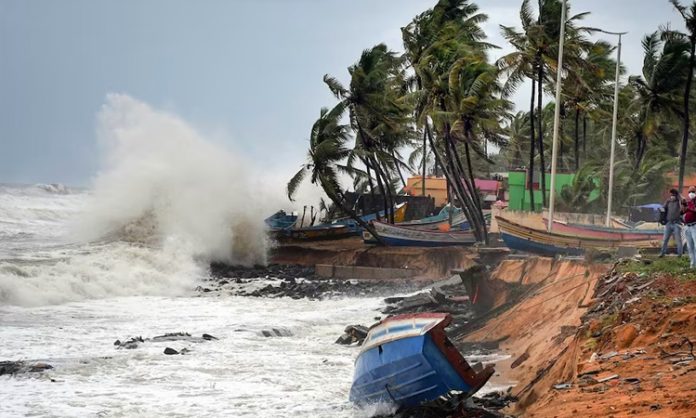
[365,221,476,247]
[264,210,297,231]
[275,203,409,242]
[496,216,662,256]
[350,313,494,408]
[544,218,663,241]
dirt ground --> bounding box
[522,271,696,418]
[462,256,696,417]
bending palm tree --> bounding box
[668,0,696,191]
[287,104,383,243]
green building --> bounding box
[507,170,595,212]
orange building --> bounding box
[671,173,696,196]
[403,176,501,207]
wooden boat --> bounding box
[264,210,297,231]
[366,221,476,247]
[496,216,662,256]
[333,202,408,233]
[350,313,494,408]
[277,204,408,242]
[544,218,663,241]
[284,224,354,241]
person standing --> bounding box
[659,188,684,257]
[683,186,696,267]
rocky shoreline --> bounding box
[204,262,424,299]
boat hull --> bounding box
[350,313,493,408]
[546,219,662,240]
[501,231,583,256]
[496,216,662,256]
[368,221,476,247]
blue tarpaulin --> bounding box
[629,203,662,222]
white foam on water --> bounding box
[0,294,386,418]
[76,93,271,265]
[0,94,282,307]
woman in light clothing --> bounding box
[682,186,696,267]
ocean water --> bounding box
[0,96,506,417]
[0,183,385,417]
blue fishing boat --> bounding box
[496,216,662,257]
[264,210,297,231]
[350,313,494,408]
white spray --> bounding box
[77,93,270,265]
[0,94,276,306]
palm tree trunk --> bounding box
[537,60,547,207]
[574,107,580,171]
[422,129,428,196]
[429,121,482,241]
[370,157,391,224]
[363,160,378,217]
[376,159,396,223]
[583,114,587,158]
[528,76,537,211]
[443,126,485,242]
[679,39,696,192]
[463,138,488,243]
[437,136,482,241]
[391,150,407,189]
[320,178,384,245]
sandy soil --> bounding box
[522,272,696,418]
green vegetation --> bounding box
[618,256,696,280]
[289,0,696,242]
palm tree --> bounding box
[324,44,412,223]
[287,104,382,242]
[500,0,594,207]
[564,40,615,170]
[498,0,539,209]
[503,111,532,169]
[414,1,498,242]
[668,0,696,191]
[628,32,687,167]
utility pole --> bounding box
[600,30,627,227]
[547,0,567,232]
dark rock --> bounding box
[335,334,353,345]
[163,347,179,355]
[202,333,218,340]
[0,361,53,376]
[260,328,292,337]
[114,336,144,349]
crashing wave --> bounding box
[34,183,70,194]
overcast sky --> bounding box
[0,0,686,185]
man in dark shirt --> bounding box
[683,186,696,267]
[660,188,684,257]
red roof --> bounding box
[474,179,500,193]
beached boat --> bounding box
[497,216,663,256]
[349,313,494,408]
[366,221,476,247]
[284,224,355,241]
[333,202,408,233]
[544,218,663,241]
[264,210,297,231]
[276,203,409,241]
